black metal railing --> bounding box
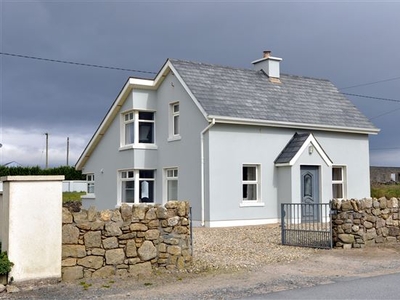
[281,203,332,249]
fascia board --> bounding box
[208,115,380,135]
[167,62,209,120]
[76,79,137,170]
[289,134,333,167]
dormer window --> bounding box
[122,111,155,147]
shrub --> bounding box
[0,252,13,275]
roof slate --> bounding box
[169,59,377,131]
[274,132,311,164]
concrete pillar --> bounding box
[0,176,64,282]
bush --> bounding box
[0,252,13,275]
[0,166,85,180]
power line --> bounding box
[0,51,157,75]
[342,92,400,103]
[339,76,400,90]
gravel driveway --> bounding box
[3,224,400,299]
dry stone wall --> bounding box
[331,197,400,248]
[61,201,192,281]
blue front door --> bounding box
[300,166,320,222]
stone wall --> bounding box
[61,201,192,280]
[331,198,400,248]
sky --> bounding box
[0,0,400,168]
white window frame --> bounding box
[168,102,181,141]
[332,166,347,199]
[119,169,155,205]
[240,164,264,207]
[164,168,178,202]
[86,173,95,194]
[121,110,156,149]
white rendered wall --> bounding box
[1,176,64,282]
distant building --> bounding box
[2,161,24,168]
[370,166,400,184]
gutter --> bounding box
[200,118,216,227]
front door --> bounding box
[300,166,320,222]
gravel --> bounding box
[190,224,318,272]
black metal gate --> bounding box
[281,203,332,249]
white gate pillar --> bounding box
[0,176,64,282]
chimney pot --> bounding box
[263,50,271,58]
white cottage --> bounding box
[76,51,379,227]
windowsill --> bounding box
[167,135,181,142]
[116,201,156,207]
[81,194,96,200]
[119,144,158,151]
[240,202,265,207]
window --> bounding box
[165,168,178,201]
[169,102,180,140]
[86,174,95,194]
[122,111,155,146]
[332,167,346,199]
[120,170,155,204]
[242,165,260,201]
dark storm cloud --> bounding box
[1,1,400,166]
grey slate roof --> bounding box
[274,132,311,164]
[169,59,377,131]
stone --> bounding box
[177,256,185,270]
[87,206,97,221]
[341,201,353,211]
[338,234,355,244]
[148,219,160,228]
[379,198,387,209]
[181,218,189,226]
[112,209,123,223]
[388,226,400,236]
[62,224,80,244]
[132,204,147,220]
[101,210,113,222]
[84,231,102,248]
[372,209,381,216]
[158,243,167,252]
[91,220,105,231]
[62,245,86,259]
[389,197,399,208]
[129,262,152,276]
[0,284,5,293]
[342,243,352,249]
[92,266,115,278]
[62,207,73,224]
[119,233,136,240]
[366,215,376,223]
[168,216,180,227]
[130,223,148,231]
[365,229,377,240]
[177,201,187,217]
[145,229,160,240]
[105,223,122,236]
[6,285,20,293]
[351,225,359,232]
[62,266,84,281]
[145,208,157,220]
[77,256,104,269]
[120,203,133,222]
[168,245,182,255]
[138,241,157,261]
[174,226,188,234]
[62,258,77,267]
[105,248,125,265]
[376,218,386,228]
[92,248,106,256]
[126,240,138,258]
[364,198,373,208]
[103,237,119,249]
[73,210,88,222]
[156,206,168,219]
[165,201,179,209]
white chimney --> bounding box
[252,50,282,79]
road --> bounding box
[249,272,400,300]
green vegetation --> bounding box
[79,281,92,290]
[63,191,86,202]
[0,252,14,275]
[371,183,400,199]
[0,165,84,180]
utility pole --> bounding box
[45,133,49,169]
[66,137,69,166]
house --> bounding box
[370,166,400,184]
[75,51,379,227]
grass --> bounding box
[371,183,400,199]
[63,191,86,202]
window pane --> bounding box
[123,181,135,203]
[243,184,257,200]
[125,122,134,144]
[140,180,154,203]
[333,183,343,198]
[87,183,94,194]
[173,115,179,135]
[173,104,179,113]
[139,122,154,143]
[243,166,256,181]
[139,170,154,178]
[167,180,178,201]
[139,111,154,120]
[332,168,342,180]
